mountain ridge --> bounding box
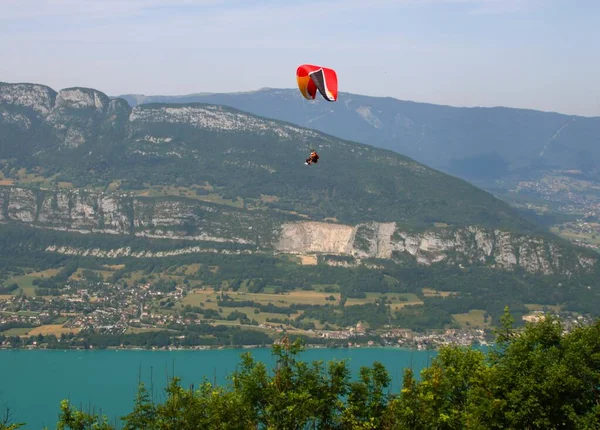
[0,81,598,281]
[116,87,600,188]
[0,81,533,230]
[120,87,600,118]
[2,81,600,332]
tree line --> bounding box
[3,308,600,429]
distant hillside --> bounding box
[119,88,600,185]
[2,81,600,330]
[1,81,532,231]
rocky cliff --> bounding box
[276,221,596,275]
[1,81,598,280]
[0,186,262,244]
[0,82,57,115]
[0,185,595,276]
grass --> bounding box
[130,265,212,288]
[133,185,244,208]
[179,289,216,307]
[298,255,318,266]
[250,290,339,306]
[27,324,80,336]
[260,194,279,203]
[120,270,149,287]
[346,293,422,310]
[2,268,62,296]
[125,327,172,334]
[182,289,424,310]
[220,306,300,325]
[70,268,114,281]
[8,168,65,189]
[103,264,125,270]
[312,284,339,293]
[550,227,600,246]
[176,288,425,330]
[525,303,562,312]
[422,288,457,298]
[16,311,39,317]
[179,263,201,276]
[0,310,40,317]
[181,289,340,309]
[300,317,328,330]
[452,309,490,328]
[1,328,32,336]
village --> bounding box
[513,174,600,218]
[512,175,600,251]
[0,277,594,351]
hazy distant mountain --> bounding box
[119,88,600,186]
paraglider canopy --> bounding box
[296,64,338,102]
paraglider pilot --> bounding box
[305,149,319,165]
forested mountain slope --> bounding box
[1,81,599,331]
[119,87,600,184]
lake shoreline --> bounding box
[0,342,485,353]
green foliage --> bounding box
[0,313,594,429]
[1,221,598,331]
[55,399,113,430]
[0,407,25,430]
[19,315,597,429]
[0,424,25,430]
[389,313,600,429]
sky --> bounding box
[1,0,599,116]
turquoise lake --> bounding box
[0,347,437,429]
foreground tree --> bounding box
[34,312,600,429]
[389,308,600,429]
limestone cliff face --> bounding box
[0,83,57,115]
[1,185,596,276]
[275,221,596,276]
[0,83,130,149]
[275,221,355,254]
[54,88,110,112]
[128,104,319,140]
[0,84,109,115]
[0,186,255,244]
[1,82,598,277]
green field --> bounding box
[70,268,114,281]
[176,288,425,330]
[346,293,423,309]
[452,309,490,328]
[2,268,62,296]
[132,185,244,208]
[422,288,458,298]
[525,303,562,312]
[0,327,32,336]
[0,311,40,317]
[125,327,175,334]
[550,227,600,247]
